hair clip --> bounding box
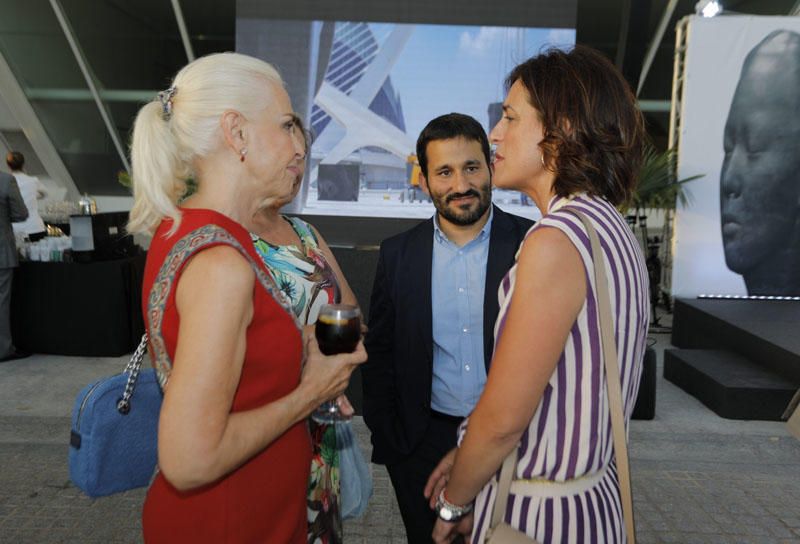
[157,86,178,121]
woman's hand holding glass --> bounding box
[311,304,362,423]
[299,314,366,423]
[298,322,358,420]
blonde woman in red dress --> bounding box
[127,52,366,543]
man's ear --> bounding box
[220,110,246,154]
[418,171,431,196]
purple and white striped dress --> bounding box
[466,193,649,543]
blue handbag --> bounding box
[68,335,162,497]
[336,421,373,519]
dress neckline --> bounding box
[176,206,250,237]
[249,216,306,252]
[547,192,588,214]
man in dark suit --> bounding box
[0,170,28,361]
[363,113,533,543]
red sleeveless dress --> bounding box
[140,208,310,543]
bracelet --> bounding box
[435,489,473,522]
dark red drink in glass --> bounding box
[312,304,361,423]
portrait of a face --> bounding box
[720,30,800,296]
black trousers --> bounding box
[386,412,462,544]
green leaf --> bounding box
[633,144,703,211]
[117,171,132,189]
[320,425,339,467]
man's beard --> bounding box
[433,184,492,226]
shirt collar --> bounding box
[433,206,494,246]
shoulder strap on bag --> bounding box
[147,223,299,389]
[567,208,636,544]
[491,446,517,529]
[116,333,150,414]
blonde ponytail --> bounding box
[127,100,189,236]
[127,53,284,236]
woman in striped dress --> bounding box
[428,46,648,543]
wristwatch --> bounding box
[435,489,473,522]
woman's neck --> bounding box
[251,207,301,247]
[527,179,556,216]
[181,192,235,220]
[518,169,556,215]
[252,208,284,230]
[186,161,262,230]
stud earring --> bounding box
[240,148,247,162]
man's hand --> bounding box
[432,513,473,544]
[424,447,457,508]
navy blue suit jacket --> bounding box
[362,205,533,465]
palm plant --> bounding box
[629,144,701,250]
[633,144,699,211]
[629,144,703,322]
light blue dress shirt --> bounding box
[430,208,493,417]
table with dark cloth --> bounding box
[10,252,146,356]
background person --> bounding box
[249,117,360,543]
[6,151,47,242]
[0,169,28,362]
[427,46,649,543]
[126,52,365,543]
[363,113,532,543]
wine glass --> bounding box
[312,304,361,424]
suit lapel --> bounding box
[408,220,434,368]
[483,206,517,371]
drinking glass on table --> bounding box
[312,304,361,424]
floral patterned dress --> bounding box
[251,216,343,544]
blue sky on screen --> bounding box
[367,23,575,138]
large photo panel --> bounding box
[672,16,800,298]
[238,18,574,220]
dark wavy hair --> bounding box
[506,45,645,207]
[416,113,490,177]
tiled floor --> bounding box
[1,327,798,543]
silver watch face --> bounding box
[439,505,455,521]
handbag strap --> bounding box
[116,224,297,413]
[147,223,300,389]
[116,333,149,414]
[568,209,636,544]
[488,209,636,543]
[490,443,517,529]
